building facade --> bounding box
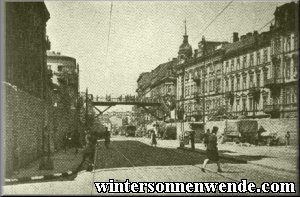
[265,1,298,118]
[176,36,228,122]
[5,2,51,99]
[47,51,79,110]
[135,59,177,123]
[222,31,273,118]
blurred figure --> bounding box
[76,134,96,172]
[203,129,210,147]
[104,127,110,149]
[151,130,157,147]
[285,131,290,146]
[202,126,222,173]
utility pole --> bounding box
[85,88,89,130]
[202,42,206,135]
[39,57,53,170]
[179,67,185,147]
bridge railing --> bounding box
[91,96,160,103]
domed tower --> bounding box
[178,20,193,62]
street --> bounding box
[3,136,297,195]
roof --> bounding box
[137,60,176,93]
[224,31,271,58]
[47,51,76,62]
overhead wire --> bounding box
[198,0,234,37]
[258,18,275,32]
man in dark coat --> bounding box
[202,126,222,173]
[76,134,96,172]
[104,127,110,149]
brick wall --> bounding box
[4,83,77,177]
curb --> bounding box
[178,147,297,174]
[5,170,77,185]
[177,147,248,164]
[247,161,297,174]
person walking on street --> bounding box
[202,126,222,173]
[104,127,111,149]
[285,131,291,146]
[203,129,210,147]
[151,130,157,147]
[76,134,96,172]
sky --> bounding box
[45,0,290,111]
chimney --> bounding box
[253,30,258,37]
[246,32,253,37]
[233,32,239,42]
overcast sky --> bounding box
[45,0,290,111]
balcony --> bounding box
[282,103,297,112]
[264,77,284,88]
[264,104,280,112]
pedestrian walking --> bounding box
[151,130,157,147]
[285,131,290,146]
[104,127,111,149]
[203,129,210,147]
[202,126,222,173]
[63,132,72,152]
[76,134,96,172]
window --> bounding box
[231,78,234,91]
[249,98,253,111]
[263,70,268,85]
[263,48,268,63]
[286,58,291,79]
[226,61,229,73]
[250,53,254,66]
[256,72,261,87]
[242,76,246,89]
[285,88,291,104]
[237,58,240,70]
[57,65,63,72]
[292,88,296,103]
[226,80,229,92]
[242,99,247,111]
[293,35,297,51]
[191,85,194,95]
[249,74,254,88]
[216,79,221,93]
[256,51,261,65]
[236,99,240,110]
[236,77,240,90]
[286,36,291,52]
[231,60,234,71]
[243,56,247,68]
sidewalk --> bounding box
[131,137,298,173]
[5,148,83,183]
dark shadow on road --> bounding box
[235,155,274,161]
[94,140,245,170]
